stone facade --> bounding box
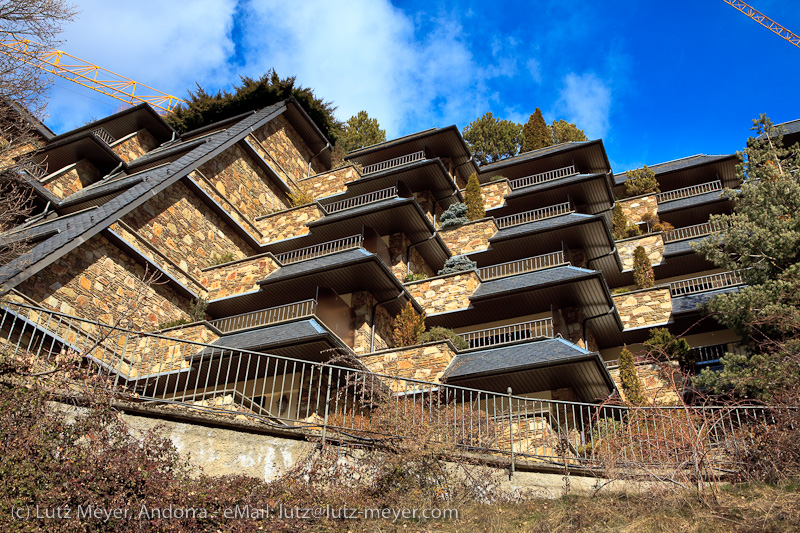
[405,271,479,315]
[250,115,326,184]
[558,307,599,352]
[42,159,102,199]
[616,233,664,271]
[16,234,191,329]
[438,218,498,256]
[409,244,435,278]
[618,194,658,225]
[189,171,263,241]
[613,287,672,330]
[109,129,158,163]
[255,204,324,243]
[360,341,458,391]
[350,291,395,355]
[609,362,682,405]
[412,190,441,224]
[200,253,279,300]
[160,322,220,344]
[297,166,359,200]
[122,181,255,279]
[388,233,411,281]
[479,180,511,211]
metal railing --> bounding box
[0,301,778,473]
[478,251,566,281]
[361,151,425,175]
[495,202,574,229]
[458,318,554,349]
[664,220,728,243]
[274,234,363,265]
[508,165,577,190]
[657,180,722,203]
[321,186,397,214]
[209,300,317,334]
[91,127,116,145]
[669,270,745,297]
[692,343,748,365]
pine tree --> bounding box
[644,328,693,370]
[520,108,550,152]
[392,301,425,347]
[632,245,654,289]
[464,173,485,221]
[337,111,386,153]
[611,204,641,240]
[462,112,521,165]
[550,119,588,144]
[624,165,660,197]
[619,347,646,406]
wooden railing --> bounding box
[274,234,363,265]
[361,151,425,174]
[669,270,745,297]
[657,180,722,203]
[321,186,397,214]
[210,300,317,334]
[458,318,554,349]
[495,202,574,229]
[478,251,566,281]
[508,165,577,190]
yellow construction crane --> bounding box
[722,0,800,49]
[0,32,186,115]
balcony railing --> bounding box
[210,300,317,334]
[478,251,566,281]
[361,151,425,175]
[494,202,574,229]
[664,220,728,243]
[669,270,745,297]
[321,186,397,214]
[508,164,577,190]
[458,318,554,350]
[274,234,363,265]
[91,127,116,145]
[657,180,722,203]
[692,343,748,365]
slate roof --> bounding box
[658,190,728,212]
[207,319,335,352]
[671,286,742,314]
[504,172,609,199]
[663,236,709,256]
[317,196,409,223]
[260,248,373,283]
[613,154,734,186]
[471,265,602,300]
[491,213,590,240]
[759,118,800,139]
[479,142,593,171]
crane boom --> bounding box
[0,33,186,115]
[722,0,800,49]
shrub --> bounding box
[464,173,485,221]
[288,185,314,206]
[437,255,477,276]
[418,326,469,350]
[611,287,631,294]
[644,328,693,370]
[619,346,646,405]
[402,272,428,283]
[156,318,189,330]
[189,297,208,322]
[211,251,236,265]
[632,245,655,289]
[611,204,641,240]
[624,165,660,197]
[392,301,425,347]
[439,202,468,229]
[642,210,674,234]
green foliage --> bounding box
[166,70,342,142]
[402,272,428,283]
[521,108,550,152]
[550,119,588,144]
[632,245,654,289]
[288,185,314,207]
[156,318,189,330]
[644,328,693,370]
[611,204,642,240]
[392,301,426,347]
[211,251,236,265]
[462,112,521,165]
[438,255,478,276]
[619,347,646,405]
[464,173,485,221]
[336,110,386,153]
[439,202,469,229]
[611,287,631,294]
[624,165,660,197]
[641,210,674,234]
[189,297,208,322]
[418,326,469,350]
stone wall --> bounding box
[350,291,395,355]
[409,244,435,278]
[360,341,458,390]
[250,115,326,184]
[42,159,102,199]
[388,233,410,281]
[616,233,664,271]
[608,362,682,405]
[297,166,359,200]
[479,180,510,211]
[16,234,191,330]
[413,190,436,224]
[558,307,599,352]
[438,218,497,256]
[110,129,158,163]
[405,271,479,315]
[122,181,255,279]
[613,287,672,330]
[255,204,324,243]
[189,171,263,241]
[200,253,279,300]
[160,322,219,344]
[618,195,658,225]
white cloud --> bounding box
[525,57,542,84]
[554,72,612,139]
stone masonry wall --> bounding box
[608,362,682,405]
[16,234,191,330]
[438,218,497,256]
[412,190,436,224]
[123,181,256,279]
[405,271,479,315]
[479,180,510,211]
[350,291,394,355]
[616,234,664,271]
[297,166,359,200]
[618,195,658,225]
[110,129,158,163]
[360,341,458,391]
[200,254,279,300]
[188,170,263,241]
[160,323,219,344]
[42,159,102,199]
[409,244,435,278]
[256,204,324,243]
[250,115,326,184]
[613,287,672,330]
[388,233,410,281]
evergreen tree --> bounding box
[611,204,641,240]
[624,165,660,197]
[632,245,654,289]
[619,347,646,406]
[337,111,386,153]
[520,108,550,152]
[462,112,521,165]
[644,328,693,371]
[550,119,588,144]
[464,173,485,221]
[392,301,425,347]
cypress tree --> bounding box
[619,347,646,406]
[632,245,655,289]
[521,108,551,152]
[464,173,485,221]
[392,301,425,347]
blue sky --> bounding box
[44,0,800,172]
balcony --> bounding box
[657,180,722,204]
[692,342,748,366]
[494,202,574,229]
[664,220,728,243]
[458,317,554,349]
[508,164,578,190]
[477,250,566,281]
[320,186,398,214]
[669,270,745,297]
[210,299,317,333]
[274,234,363,265]
[361,151,426,175]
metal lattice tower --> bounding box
[722,0,800,49]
